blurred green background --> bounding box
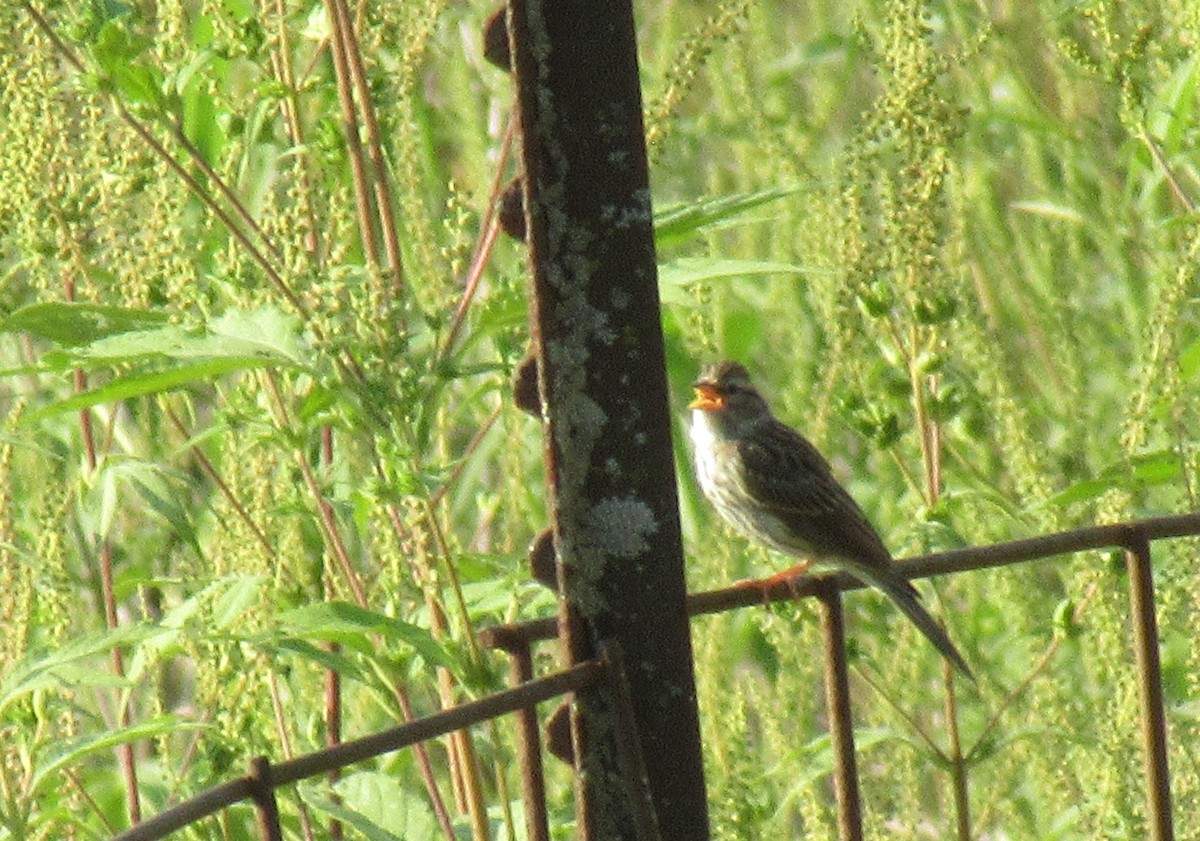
[1,0,1198,838]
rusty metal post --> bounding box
[247,756,283,841]
[505,0,710,837]
[599,641,663,841]
[510,641,550,841]
[815,581,864,841]
[1123,533,1175,841]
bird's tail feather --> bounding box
[861,568,975,682]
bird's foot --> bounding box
[734,562,811,604]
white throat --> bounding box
[689,408,717,448]
[689,409,720,491]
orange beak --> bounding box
[688,384,724,411]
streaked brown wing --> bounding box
[736,420,892,564]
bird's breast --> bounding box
[690,409,818,558]
[689,410,722,492]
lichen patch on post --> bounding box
[585,495,659,559]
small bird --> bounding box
[689,360,973,680]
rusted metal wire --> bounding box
[476,511,1197,838]
[247,757,283,841]
[479,511,1200,647]
[815,581,864,841]
[112,778,257,841]
[511,641,551,841]
[269,661,605,786]
[111,660,605,841]
[1123,532,1175,841]
[104,522,1193,841]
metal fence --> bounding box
[108,511,1196,841]
[481,513,1195,841]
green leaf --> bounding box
[110,63,165,107]
[1009,200,1086,225]
[129,474,201,555]
[1130,449,1183,484]
[0,302,170,346]
[657,258,820,305]
[1179,334,1200,379]
[779,728,900,807]
[299,775,437,841]
[92,20,163,107]
[33,715,208,791]
[209,307,309,366]
[25,356,286,424]
[337,772,437,840]
[221,0,256,23]
[261,637,369,682]
[6,305,306,375]
[653,186,804,249]
[1046,449,1183,508]
[91,17,152,65]
[1046,477,1112,508]
[159,575,263,631]
[79,0,135,41]
[60,318,303,368]
[88,458,202,555]
[182,76,225,165]
[210,575,269,629]
[43,325,196,365]
[1147,55,1198,153]
[96,457,119,541]
[964,725,1057,766]
[277,602,454,668]
[0,625,165,713]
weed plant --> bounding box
[0,0,1198,838]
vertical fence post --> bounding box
[815,581,864,841]
[1123,533,1175,841]
[510,640,551,841]
[599,641,663,841]
[505,0,710,836]
[247,756,283,841]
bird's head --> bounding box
[689,360,771,435]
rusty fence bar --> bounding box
[247,757,283,841]
[489,630,551,841]
[814,582,864,841]
[111,659,606,841]
[599,641,663,841]
[478,511,1196,839]
[815,583,864,841]
[482,512,1200,644]
[106,512,1192,841]
[512,643,551,841]
[1124,533,1175,841]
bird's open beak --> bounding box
[688,384,723,411]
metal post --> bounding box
[600,641,663,841]
[505,0,710,838]
[1124,533,1175,841]
[816,581,864,841]
[248,756,283,841]
[510,641,550,841]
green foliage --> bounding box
[1,0,1198,838]
[299,773,438,841]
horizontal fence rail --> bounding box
[107,511,1195,841]
[111,660,606,841]
[481,511,1196,841]
[482,512,1200,646]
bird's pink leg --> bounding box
[734,562,811,602]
